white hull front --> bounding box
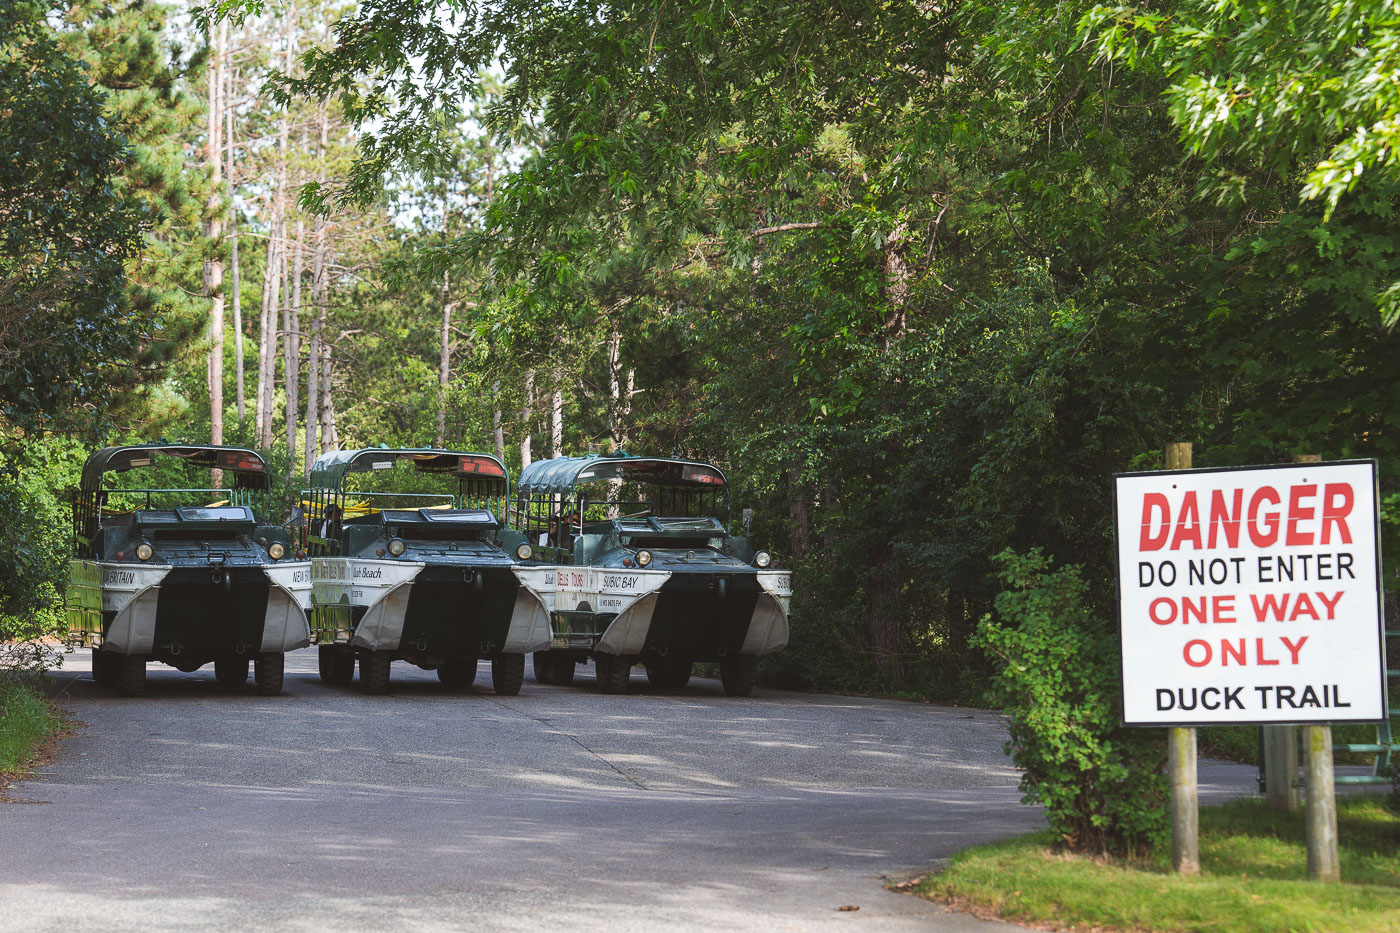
[743,571,792,655]
[97,563,172,654]
[311,558,553,654]
[312,558,424,650]
[262,562,313,652]
[522,565,793,657]
[80,561,313,655]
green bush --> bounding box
[974,548,1167,856]
[0,438,85,672]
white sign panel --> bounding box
[1115,460,1386,726]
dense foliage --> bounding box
[3,0,1397,764]
[0,0,146,437]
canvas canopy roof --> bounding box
[516,455,727,496]
[308,448,508,490]
[80,445,269,492]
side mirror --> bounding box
[741,508,753,536]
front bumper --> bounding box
[519,565,792,658]
[310,558,553,654]
[64,559,312,655]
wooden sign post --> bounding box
[1165,442,1199,875]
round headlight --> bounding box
[268,542,286,560]
[635,549,653,567]
[387,538,406,557]
[515,542,534,561]
[135,543,153,561]
[754,550,772,568]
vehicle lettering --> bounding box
[602,574,638,590]
[353,566,383,580]
[104,570,136,586]
[292,569,310,584]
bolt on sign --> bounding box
[1114,461,1387,726]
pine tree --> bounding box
[60,0,217,434]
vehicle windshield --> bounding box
[522,470,730,550]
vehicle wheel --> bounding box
[215,656,249,687]
[532,651,553,684]
[360,650,391,695]
[317,645,336,683]
[438,657,478,688]
[533,651,575,686]
[551,653,576,686]
[327,647,355,687]
[596,654,631,695]
[645,660,692,691]
[91,649,115,687]
[720,656,759,697]
[254,652,285,696]
[117,654,146,697]
[492,653,525,696]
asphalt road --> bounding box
[1,651,1260,932]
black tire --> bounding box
[597,654,631,695]
[645,660,692,691]
[492,653,525,696]
[533,651,576,686]
[317,645,336,683]
[91,649,115,687]
[254,652,285,696]
[117,654,146,697]
[437,657,478,688]
[360,650,391,695]
[215,656,249,687]
[327,647,355,686]
[720,656,759,697]
[532,651,553,684]
[551,653,576,686]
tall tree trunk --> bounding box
[882,221,910,347]
[284,217,303,473]
[550,364,563,458]
[435,270,453,447]
[606,326,625,451]
[867,549,904,681]
[320,331,338,454]
[254,226,270,437]
[304,104,329,476]
[519,370,534,469]
[204,19,225,484]
[491,381,504,462]
[226,30,244,427]
[304,214,325,476]
[788,466,810,561]
[865,221,912,681]
[259,0,295,451]
[258,216,282,450]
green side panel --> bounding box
[65,560,104,646]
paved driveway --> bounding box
[0,651,1256,932]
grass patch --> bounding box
[919,796,1400,933]
[0,679,62,783]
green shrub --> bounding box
[974,548,1167,856]
[0,438,85,672]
